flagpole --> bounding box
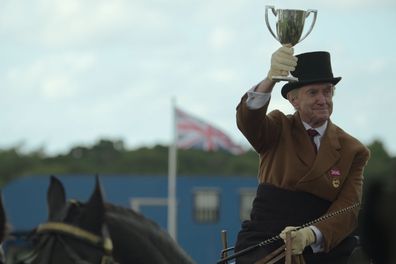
[167,97,177,241]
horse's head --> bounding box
[11,175,195,264]
[15,175,117,264]
[46,175,105,237]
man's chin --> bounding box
[312,115,329,125]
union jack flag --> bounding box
[175,107,245,155]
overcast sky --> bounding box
[1,0,395,155]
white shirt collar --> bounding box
[302,120,328,136]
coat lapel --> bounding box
[298,120,341,183]
[292,112,316,166]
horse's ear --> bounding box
[79,175,105,234]
[47,175,66,220]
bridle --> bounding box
[15,222,118,264]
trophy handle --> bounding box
[265,5,279,42]
[298,9,318,44]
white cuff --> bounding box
[309,225,324,253]
[246,86,271,110]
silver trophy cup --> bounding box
[265,6,317,82]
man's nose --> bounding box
[316,93,326,104]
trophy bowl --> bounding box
[265,6,317,82]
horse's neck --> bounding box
[105,203,170,235]
[104,204,195,264]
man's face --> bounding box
[291,83,334,127]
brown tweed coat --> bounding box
[236,94,370,252]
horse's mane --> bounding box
[104,203,159,230]
[104,202,195,264]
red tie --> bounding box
[307,129,319,154]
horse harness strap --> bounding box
[37,222,113,254]
[16,222,118,264]
[56,235,115,264]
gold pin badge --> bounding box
[332,178,340,188]
[329,168,341,188]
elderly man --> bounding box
[234,46,370,264]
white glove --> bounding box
[280,226,316,255]
[267,45,298,81]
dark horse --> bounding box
[346,174,396,264]
[10,176,196,264]
[358,175,396,264]
[0,193,7,264]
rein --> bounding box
[217,202,361,264]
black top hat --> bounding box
[281,51,341,99]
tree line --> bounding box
[0,138,394,187]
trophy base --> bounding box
[272,75,299,82]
